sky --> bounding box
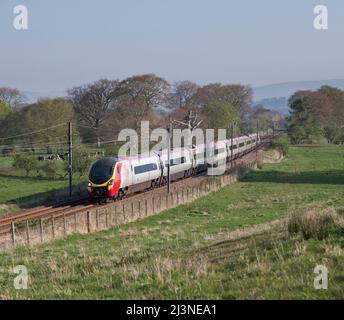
[0,0,343,92]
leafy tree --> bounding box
[65,149,93,177]
[324,126,341,144]
[287,97,323,144]
[248,105,282,133]
[195,83,252,118]
[13,154,39,176]
[0,101,11,121]
[202,99,239,134]
[272,134,289,156]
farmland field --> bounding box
[0,146,343,299]
[0,156,86,214]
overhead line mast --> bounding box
[68,122,73,197]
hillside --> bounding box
[253,79,344,114]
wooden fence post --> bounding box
[51,216,55,238]
[11,222,15,247]
[40,217,43,242]
[114,206,118,225]
[145,199,148,216]
[26,220,30,244]
[63,214,67,235]
[87,211,91,233]
[96,210,99,230]
[74,213,77,232]
[138,201,141,218]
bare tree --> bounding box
[68,79,124,132]
[119,74,170,129]
[0,87,25,109]
[173,110,203,131]
[223,84,252,117]
[170,80,199,109]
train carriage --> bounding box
[87,132,262,202]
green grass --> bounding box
[0,146,343,299]
[0,156,85,206]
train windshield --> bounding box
[89,157,117,184]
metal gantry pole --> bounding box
[167,120,172,194]
[68,121,73,197]
[256,120,259,158]
[231,122,234,169]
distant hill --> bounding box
[21,79,344,115]
[252,79,344,115]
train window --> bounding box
[134,163,158,174]
[239,142,245,147]
[214,148,226,155]
[230,145,237,150]
[167,157,187,167]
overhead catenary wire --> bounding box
[0,123,66,141]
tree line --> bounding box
[288,86,344,144]
[0,74,282,154]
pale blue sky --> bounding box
[0,0,343,91]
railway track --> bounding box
[0,136,273,234]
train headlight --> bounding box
[108,179,114,186]
[87,182,92,187]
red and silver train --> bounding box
[87,133,263,202]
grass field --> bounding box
[0,146,343,299]
[0,156,86,213]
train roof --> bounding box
[92,157,118,167]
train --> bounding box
[87,132,267,202]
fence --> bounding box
[0,161,257,250]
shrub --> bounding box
[257,161,264,170]
[272,134,289,156]
[104,145,120,157]
[287,208,341,240]
[40,161,59,179]
[287,212,301,235]
[65,148,93,177]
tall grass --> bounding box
[288,208,343,240]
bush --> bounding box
[40,161,59,179]
[287,208,342,240]
[272,134,289,156]
[65,148,93,177]
[104,145,120,157]
[257,161,264,170]
[13,154,39,176]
